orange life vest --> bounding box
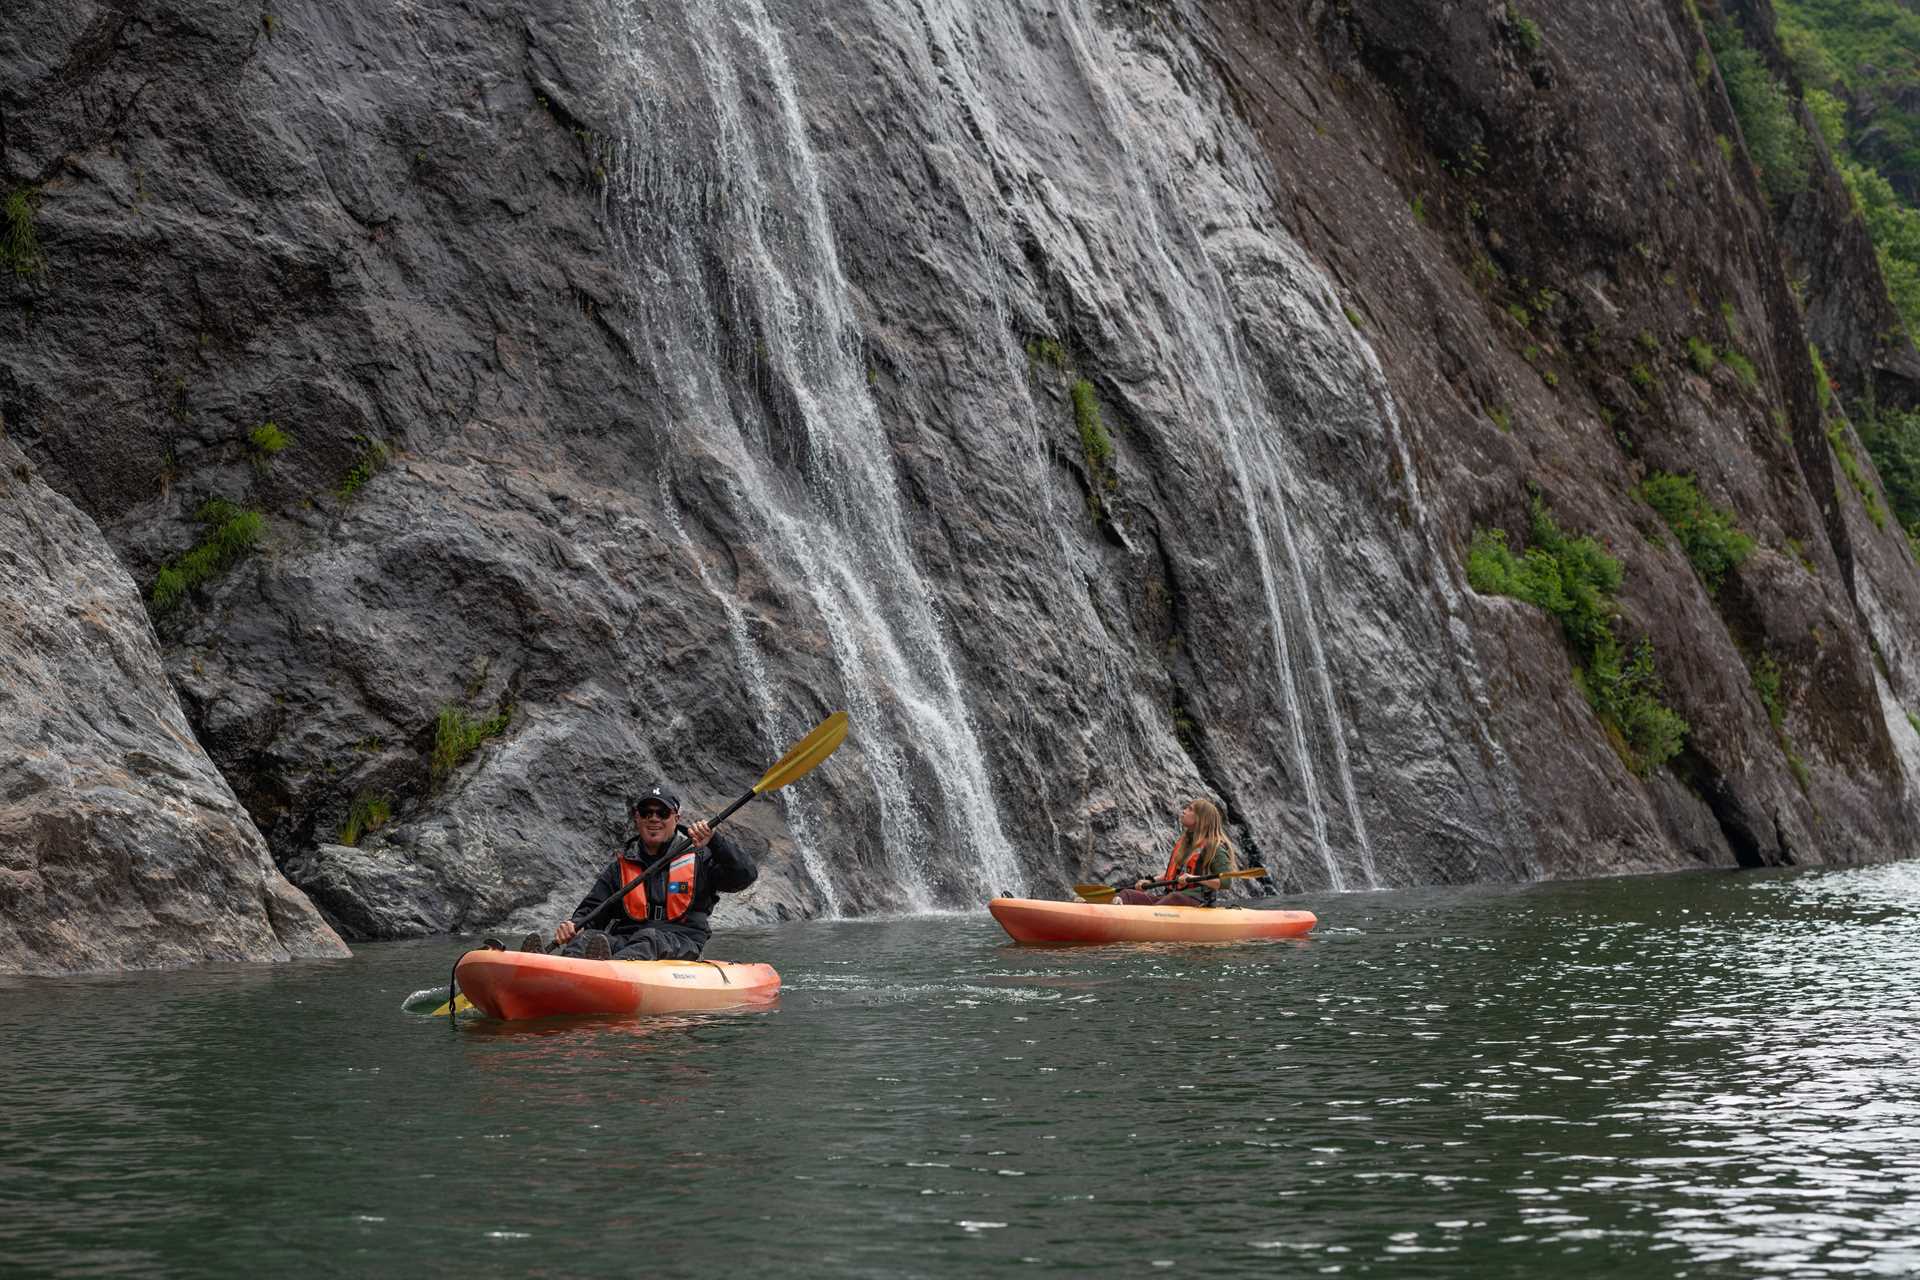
[617,850,698,922]
[1163,840,1213,882]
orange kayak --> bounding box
[453,950,780,1020]
[989,897,1317,945]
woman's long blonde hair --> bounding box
[1175,797,1238,872]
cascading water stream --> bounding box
[887,0,1377,887]
[1041,0,1379,887]
[598,0,1027,909]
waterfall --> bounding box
[1042,0,1380,887]
[659,478,844,916]
[598,0,1028,908]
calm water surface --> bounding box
[5,863,1920,1277]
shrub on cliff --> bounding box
[2,188,43,277]
[150,500,265,612]
[1467,497,1687,774]
[1638,472,1755,594]
[1707,21,1811,203]
[1858,406,1920,558]
[431,705,510,783]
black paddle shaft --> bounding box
[1130,868,1268,892]
[571,784,757,933]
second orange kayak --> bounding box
[453,950,780,1020]
[989,897,1316,945]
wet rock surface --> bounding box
[0,436,347,972]
[2,0,1916,970]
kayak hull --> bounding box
[453,950,780,1020]
[988,897,1317,945]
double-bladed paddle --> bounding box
[1072,866,1270,904]
[433,710,849,1017]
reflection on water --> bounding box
[4,865,1920,1276]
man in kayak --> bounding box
[525,782,758,961]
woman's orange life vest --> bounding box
[1163,839,1215,882]
[616,850,698,922]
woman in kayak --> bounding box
[524,781,758,961]
[1115,797,1238,907]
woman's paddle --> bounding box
[1072,867,1270,904]
[433,710,849,1017]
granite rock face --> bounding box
[0,436,348,972]
[2,0,1916,970]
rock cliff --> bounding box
[3,0,1915,971]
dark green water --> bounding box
[6,864,1920,1277]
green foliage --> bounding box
[1507,7,1541,53]
[1071,378,1112,471]
[250,421,290,454]
[1777,4,1920,340]
[1467,498,1687,774]
[1833,159,1920,339]
[1506,302,1531,329]
[1583,638,1691,775]
[1750,652,1785,730]
[1857,405,1920,545]
[339,793,392,847]
[1722,349,1758,389]
[1410,195,1426,223]
[1707,20,1812,202]
[1637,329,1660,353]
[2,188,44,278]
[1025,338,1066,370]
[431,705,510,782]
[1686,336,1718,374]
[1908,710,1920,736]
[336,436,390,501]
[1343,305,1363,329]
[1828,422,1889,528]
[1630,364,1656,390]
[151,500,265,612]
[1715,134,1735,168]
[1488,404,1512,433]
[1778,1,1920,177]
[249,421,292,468]
[1805,87,1848,149]
[1639,471,1756,593]
[1809,343,1833,413]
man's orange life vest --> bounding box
[616,851,697,922]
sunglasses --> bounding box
[632,805,674,820]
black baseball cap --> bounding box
[628,783,681,814]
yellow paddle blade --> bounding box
[752,711,849,795]
[430,994,475,1017]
